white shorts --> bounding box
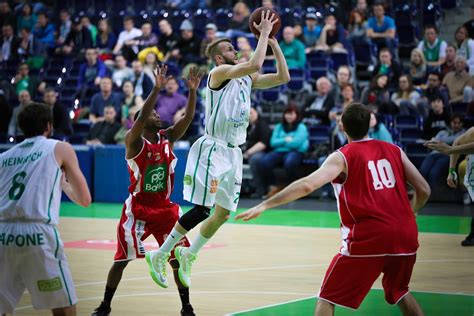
[465,155,474,201]
[0,222,77,313]
[183,135,242,212]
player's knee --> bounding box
[112,260,129,270]
[178,205,211,231]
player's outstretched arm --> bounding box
[211,10,277,85]
[125,64,168,157]
[55,142,91,207]
[401,150,430,214]
[166,67,203,143]
[236,152,344,221]
[251,37,290,89]
[425,127,474,155]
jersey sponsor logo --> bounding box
[37,277,63,292]
[144,163,168,193]
[1,151,43,168]
[183,175,192,186]
[210,179,219,193]
[0,233,45,246]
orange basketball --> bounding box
[249,7,281,38]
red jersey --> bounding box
[126,130,176,207]
[332,139,418,256]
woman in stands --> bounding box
[391,74,422,116]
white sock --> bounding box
[188,233,210,254]
[159,228,184,254]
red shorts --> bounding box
[114,196,190,261]
[317,253,416,309]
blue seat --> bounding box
[353,41,372,66]
[451,102,468,114]
[330,52,351,71]
[395,115,420,128]
[309,125,330,144]
[399,127,422,143]
[260,87,280,104]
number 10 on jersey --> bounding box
[368,159,396,190]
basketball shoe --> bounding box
[91,301,111,316]
[145,250,169,288]
[175,247,197,288]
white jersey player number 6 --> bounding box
[368,159,396,190]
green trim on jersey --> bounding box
[46,168,60,224]
[53,227,73,306]
[206,91,214,135]
[190,139,206,202]
[211,87,227,137]
[202,142,217,205]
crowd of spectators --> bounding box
[0,0,473,202]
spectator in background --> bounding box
[0,1,16,30]
[360,74,391,113]
[171,20,202,67]
[13,62,45,97]
[228,1,251,34]
[123,21,158,62]
[58,17,93,56]
[372,48,402,89]
[332,83,356,118]
[330,65,356,106]
[80,16,97,47]
[8,90,31,138]
[157,19,179,60]
[258,105,309,198]
[33,12,55,56]
[131,59,153,98]
[114,104,140,144]
[155,76,187,126]
[113,16,142,55]
[243,107,272,198]
[86,105,121,145]
[57,9,71,45]
[303,13,321,48]
[200,23,218,61]
[314,14,347,53]
[89,77,122,123]
[366,2,396,57]
[279,26,306,70]
[77,48,107,99]
[417,25,447,69]
[418,72,449,117]
[391,75,421,116]
[368,112,393,143]
[303,76,335,125]
[442,56,474,104]
[236,36,254,61]
[420,114,465,191]
[141,52,158,84]
[440,44,456,79]
[423,95,451,140]
[42,88,72,138]
[331,112,347,150]
[112,54,134,88]
[97,18,117,55]
[347,10,369,47]
[121,80,143,125]
[463,5,474,39]
[0,91,12,135]
[352,0,370,21]
[16,3,36,36]
[0,23,20,61]
[409,48,427,86]
[454,25,474,74]
[17,27,33,59]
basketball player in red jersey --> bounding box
[92,65,203,316]
[237,103,430,316]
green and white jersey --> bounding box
[0,136,62,224]
[205,69,252,146]
[465,155,474,200]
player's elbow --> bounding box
[248,63,261,73]
[417,182,431,201]
[281,72,291,84]
[79,192,92,207]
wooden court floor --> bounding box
[14,217,474,315]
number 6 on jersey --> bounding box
[368,159,396,190]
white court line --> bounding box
[15,258,474,311]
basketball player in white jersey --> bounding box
[146,10,290,288]
[0,103,91,315]
[425,128,474,246]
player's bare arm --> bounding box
[445,127,474,187]
[125,64,168,158]
[401,150,430,214]
[166,67,203,143]
[236,152,345,221]
[55,141,91,207]
[425,127,474,155]
[210,10,277,87]
[251,37,290,89]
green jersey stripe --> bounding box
[202,142,217,205]
[190,138,206,202]
[211,87,226,136]
[46,168,60,224]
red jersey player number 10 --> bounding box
[367,159,396,190]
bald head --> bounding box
[283,26,295,43]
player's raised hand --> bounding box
[253,9,278,36]
[424,140,453,155]
[183,67,204,91]
[154,64,169,90]
[235,206,265,221]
